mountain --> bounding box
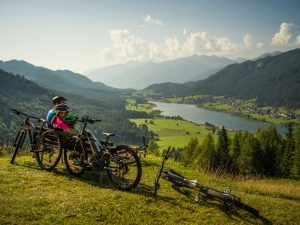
[0,60,123,106]
[0,69,144,145]
[252,51,282,60]
[86,55,236,89]
[144,48,300,108]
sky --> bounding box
[0,0,300,73]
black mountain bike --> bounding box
[10,108,63,170]
[154,147,259,216]
[63,116,142,191]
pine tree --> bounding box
[182,137,199,167]
[291,125,300,178]
[215,126,230,170]
[196,133,216,171]
[280,123,295,177]
[237,133,256,175]
[230,131,241,172]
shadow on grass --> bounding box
[10,158,272,224]
[13,158,156,196]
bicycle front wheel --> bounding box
[10,129,27,164]
[35,130,62,170]
[106,145,142,191]
[64,138,87,176]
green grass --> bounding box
[131,118,212,148]
[1,155,300,224]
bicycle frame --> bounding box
[11,109,47,151]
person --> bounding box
[52,103,77,136]
[46,96,67,129]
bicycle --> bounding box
[63,116,142,191]
[154,147,260,216]
[10,108,63,170]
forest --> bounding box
[148,124,300,179]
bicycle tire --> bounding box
[231,198,260,216]
[10,129,26,164]
[107,145,142,191]
[35,130,62,170]
[203,188,259,216]
[64,138,87,176]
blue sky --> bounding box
[0,0,299,73]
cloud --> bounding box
[144,15,164,26]
[243,34,253,48]
[183,28,187,36]
[98,48,113,65]
[296,35,300,47]
[271,22,296,46]
[256,42,265,49]
[99,29,248,66]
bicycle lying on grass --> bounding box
[154,147,260,216]
[63,116,142,191]
[10,108,63,170]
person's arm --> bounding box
[65,128,77,135]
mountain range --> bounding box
[86,55,238,89]
[144,48,300,108]
[0,60,123,106]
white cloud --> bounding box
[243,34,253,48]
[144,15,164,26]
[98,48,113,65]
[99,29,248,66]
[271,22,296,46]
[256,42,265,49]
[296,35,300,47]
[183,28,187,36]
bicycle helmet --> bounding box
[64,113,79,126]
[52,96,67,105]
[54,103,69,112]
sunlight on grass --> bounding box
[1,155,300,224]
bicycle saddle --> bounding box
[102,132,115,138]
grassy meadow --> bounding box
[131,118,213,149]
[1,154,300,224]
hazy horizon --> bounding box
[1,0,300,73]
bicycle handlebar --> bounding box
[78,116,101,124]
[10,108,43,121]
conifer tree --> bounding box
[291,125,300,178]
[196,133,216,171]
[215,126,230,170]
[280,123,295,177]
[230,131,241,172]
[182,137,199,167]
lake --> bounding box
[151,101,286,134]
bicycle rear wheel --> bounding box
[10,129,27,164]
[107,145,142,191]
[64,138,87,176]
[35,130,62,170]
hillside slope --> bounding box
[145,48,300,108]
[0,69,143,145]
[0,154,299,224]
[0,60,122,105]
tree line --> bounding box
[148,124,300,179]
